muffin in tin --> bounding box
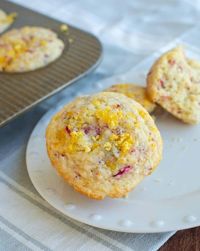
[0,26,64,72]
[46,92,162,200]
[0,9,16,34]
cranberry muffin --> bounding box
[147,46,200,124]
[46,92,162,200]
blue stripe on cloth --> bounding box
[0,177,123,251]
[0,215,51,251]
[0,226,32,251]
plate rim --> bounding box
[26,101,200,233]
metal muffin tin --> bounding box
[0,0,102,127]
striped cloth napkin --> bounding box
[0,0,199,250]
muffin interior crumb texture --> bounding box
[147,46,200,124]
[0,26,64,72]
[46,92,162,199]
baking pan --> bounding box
[0,0,102,127]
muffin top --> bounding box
[105,83,156,113]
[47,92,162,179]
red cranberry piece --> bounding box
[84,126,91,134]
[84,125,101,135]
[159,79,165,88]
[113,165,132,177]
[65,126,71,134]
[95,126,101,135]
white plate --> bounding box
[26,43,200,233]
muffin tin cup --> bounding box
[0,0,102,127]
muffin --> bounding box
[46,92,163,200]
[0,9,16,34]
[147,46,200,124]
[0,26,64,72]
[105,83,156,113]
